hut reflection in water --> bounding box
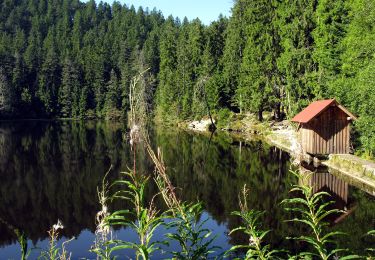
[299,163,356,224]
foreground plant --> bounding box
[147,143,219,259]
[0,217,32,260]
[164,202,219,259]
[107,170,165,259]
[91,167,113,259]
[39,219,73,260]
[226,185,279,259]
[366,230,375,258]
[282,172,358,259]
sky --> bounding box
[97,0,233,25]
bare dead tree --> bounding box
[129,68,150,128]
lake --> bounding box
[0,120,374,259]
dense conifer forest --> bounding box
[0,0,374,156]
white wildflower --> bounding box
[129,124,141,147]
[249,236,256,246]
[53,219,64,231]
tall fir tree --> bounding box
[38,28,61,116]
[221,0,248,110]
[238,0,280,121]
[277,0,318,117]
[156,16,178,120]
[312,0,349,96]
[59,57,81,117]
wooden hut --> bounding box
[292,99,357,155]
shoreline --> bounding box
[181,115,375,194]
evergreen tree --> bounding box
[0,66,11,112]
[202,15,228,111]
[334,0,375,156]
[312,0,349,96]
[12,52,26,108]
[60,58,81,117]
[175,18,193,118]
[156,16,178,120]
[221,0,248,110]
[238,0,280,121]
[105,68,120,111]
[38,28,61,116]
[277,0,317,117]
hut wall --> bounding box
[300,106,350,155]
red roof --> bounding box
[292,99,337,123]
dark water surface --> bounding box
[0,120,374,259]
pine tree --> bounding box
[238,0,280,121]
[0,66,11,112]
[188,19,205,118]
[105,68,120,111]
[38,28,61,116]
[334,0,375,156]
[312,0,349,96]
[72,10,83,59]
[277,0,318,117]
[60,57,81,117]
[175,18,193,118]
[12,52,26,109]
[221,0,248,110]
[202,15,228,111]
[156,16,179,120]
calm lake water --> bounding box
[0,120,374,259]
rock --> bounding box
[187,119,216,132]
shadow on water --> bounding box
[0,120,373,257]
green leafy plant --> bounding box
[0,218,33,260]
[147,143,219,259]
[39,220,73,260]
[365,230,375,257]
[14,229,30,260]
[282,172,358,260]
[226,185,279,259]
[165,202,219,259]
[105,171,165,260]
[90,167,113,259]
